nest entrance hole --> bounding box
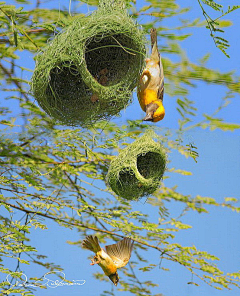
[46,62,93,103]
[116,168,140,200]
[85,33,139,86]
[137,152,165,179]
[44,61,98,124]
[118,168,138,187]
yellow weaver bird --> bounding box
[137,28,165,122]
[82,235,134,286]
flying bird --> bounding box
[82,235,134,286]
[137,28,165,122]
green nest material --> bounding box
[31,0,145,126]
[107,132,167,200]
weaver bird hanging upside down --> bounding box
[82,235,134,286]
[137,28,165,122]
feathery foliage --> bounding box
[0,0,240,295]
[197,0,240,57]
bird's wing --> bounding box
[157,70,164,102]
[82,235,101,253]
[105,237,134,269]
[150,28,164,101]
[157,48,164,102]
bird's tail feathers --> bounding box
[150,28,159,62]
[82,235,101,253]
[150,28,157,48]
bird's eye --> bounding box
[142,75,148,83]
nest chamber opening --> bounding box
[31,2,146,126]
[137,152,166,179]
[44,61,96,124]
[85,33,140,88]
[106,132,167,200]
[115,168,141,201]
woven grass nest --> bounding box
[31,0,146,126]
[107,132,167,200]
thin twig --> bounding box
[1,200,227,288]
[164,70,238,87]
[0,63,29,101]
[129,263,144,289]
[63,171,110,231]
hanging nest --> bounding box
[107,132,167,200]
[31,0,146,126]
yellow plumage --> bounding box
[82,235,134,286]
[137,28,165,123]
[138,89,158,111]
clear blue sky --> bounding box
[2,1,240,296]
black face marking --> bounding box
[109,272,119,286]
[143,113,153,121]
[142,102,159,121]
[146,102,158,114]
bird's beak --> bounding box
[143,113,153,121]
[109,273,119,286]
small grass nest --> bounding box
[107,132,167,200]
[31,0,146,126]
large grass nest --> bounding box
[31,0,146,126]
[107,132,167,200]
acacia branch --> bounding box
[0,63,29,101]
[129,263,144,289]
[0,28,50,38]
[131,12,165,17]
[0,187,68,208]
[2,200,124,237]
[197,0,217,46]
[63,171,110,232]
[0,152,110,166]
[1,200,231,289]
[164,70,239,87]
[0,38,10,44]
[1,200,164,251]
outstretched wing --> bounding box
[105,237,134,269]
